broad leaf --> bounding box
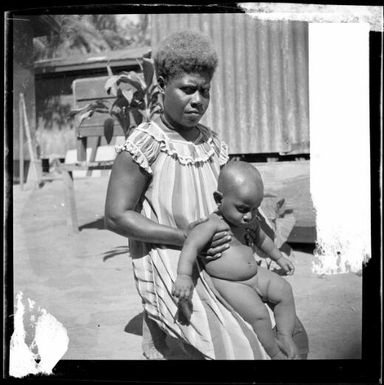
[136,58,143,72]
[121,89,134,104]
[105,75,119,96]
[149,105,162,119]
[131,109,143,127]
[78,109,94,125]
[116,74,143,92]
[142,56,155,89]
[69,103,92,117]
[106,62,113,77]
[103,118,114,144]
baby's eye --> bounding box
[237,207,249,214]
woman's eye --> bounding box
[202,89,210,98]
[182,87,195,94]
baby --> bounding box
[172,161,299,359]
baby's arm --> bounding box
[255,223,295,275]
[172,218,219,301]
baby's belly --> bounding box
[204,244,258,281]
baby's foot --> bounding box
[276,334,299,359]
[142,346,168,360]
[270,350,288,360]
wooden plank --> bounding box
[76,136,87,161]
[78,124,125,137]
[288,226,317,244]
[73,76,137,102]
[62,161,114,171]
[72,76,110,100]
[19,96,24,189]
[252,160,316,244]
[20,93,42,188]
[61,169,79,233]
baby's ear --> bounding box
[213,191,223,205]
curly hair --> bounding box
[153,30,218,82]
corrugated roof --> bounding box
[34,46,151,75]
[151,14,309,155]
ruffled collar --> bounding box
[135,120,225,166]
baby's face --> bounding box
[219,185,263,228]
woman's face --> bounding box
[162,72,211,129]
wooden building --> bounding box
[11,15,60,182]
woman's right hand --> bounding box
[186,217,232,262]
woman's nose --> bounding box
[191,91,203,107]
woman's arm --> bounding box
[104,151,186,247]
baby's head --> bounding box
[214,161,264,227]
[153,30,218,83]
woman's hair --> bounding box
[153,30,218,82]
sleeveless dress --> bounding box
[116,120,270,359]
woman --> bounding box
[105,30,308,360]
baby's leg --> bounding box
[256,267,298,359]
[211,277,286,360]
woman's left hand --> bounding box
[203,229,232,260]
[186,217,232,262]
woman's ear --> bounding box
[213,191,223,206]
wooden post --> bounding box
[61,168,79,233]
[20,93,41,187]
[76,123,87,162]
[86,136,101,176]
[19,96,24,190]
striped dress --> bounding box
[117,119,269,359]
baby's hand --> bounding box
[276,256,295,275]
[172,274,194,300]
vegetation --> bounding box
[34,14,155,143]
[33,14,150,61]
[69,54,162,141]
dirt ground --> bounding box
[11,175,362,360]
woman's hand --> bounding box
[184,217,232,262]
[202,229,232,261]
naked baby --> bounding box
[172,161,299,359]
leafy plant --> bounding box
[69,53,162,142]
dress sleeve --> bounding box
[210,131,229,166]
[115,126,161,175]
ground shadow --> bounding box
[290,242,316,254]
[124,312,205,360]
[125,311,144,336]
[102,246,129,262]
[79,217,106,231]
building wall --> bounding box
[35,75,77,158]
[151,13,309,155]
[13,18,38,162]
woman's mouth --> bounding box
[185,110,201,116]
